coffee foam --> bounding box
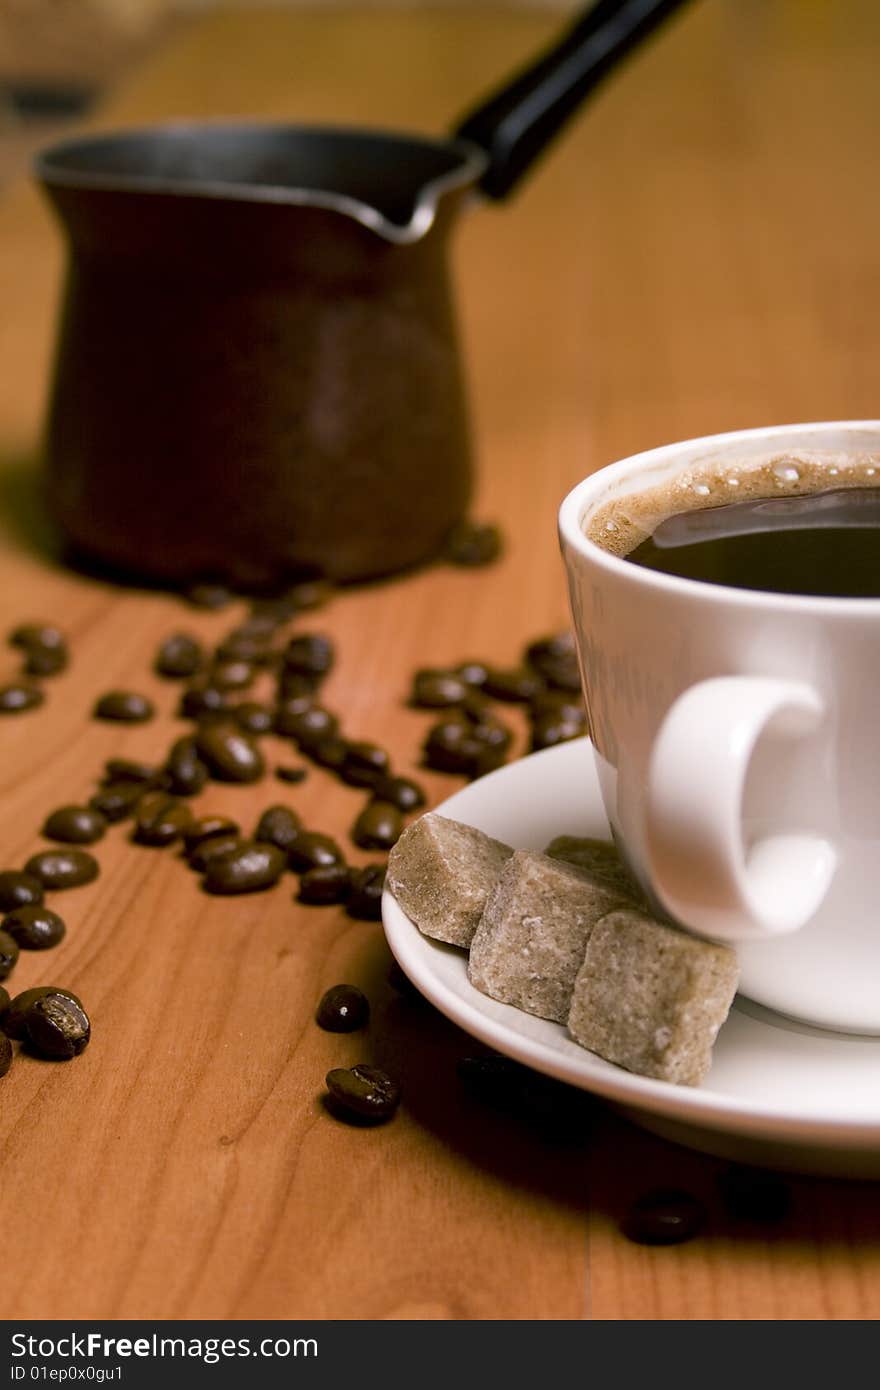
[584,450,880,557]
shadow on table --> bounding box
[361,933,880,1254]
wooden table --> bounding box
[2,1,880,1322]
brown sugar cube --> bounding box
[386,812,513,947]
[543,834,643,900]
[467,849,632,1023]
[567,908,739,1087]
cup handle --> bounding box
[645,676,837,941]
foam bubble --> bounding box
[773,464,800,483]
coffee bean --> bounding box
[23,849,99,891]
[530,713,587,751]
[23,646,67,677]
[202,841,287,895]
[155,632,204,679]
[460,692,493,723]
[133,793,194,848]
[621,1189,707,1246]
[285,706,339,747]
[325,1064,400,1123]
[228,612,280,641]
[254,805,301,854]
[482,668,544,703]
[195,721,265,783]
[0,870,44,911]
[2,905,66,950]
[0,683,43,714]
[525,631,581,691]
[273,693,316,736]
[352,800,403,850]
[187,833,244,873]
[308,735,349,772]
[410,669,469,709]
[163,736,209,797]
[371,774,426,812]
[235,701,275,735]
[472,746,508,778]
[0,1033,11,1076]
[215,632,273,666]
[9,623,66,653]
[0,929,19,979]
[287,832,345,873]
[346,864,386,920]
[316,984,369,1032]
[93,691,155,723]
[210,658,255,692]
[275,764,307,784]
[422,718,480,774]
[42,805,107,846]
[182,815,240,854]
[283,634,334,680]
[454,661,490,689]
[529,689,586,722]
[718,1166,792,1223]
[341,742,390,788]
[276,670,318,702]
[1,985,83,1041]
[102,758,160,785]
[26,993,91,1060]
[443,520,503,566]
[297,864,351,905]
[185,583,234,610]
[89,779,145,823]
[178,682,231,719]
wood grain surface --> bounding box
[2,1,880,1321]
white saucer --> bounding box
[382,738,880,1179]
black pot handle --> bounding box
[453,0,696,200]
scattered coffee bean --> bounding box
[93,691,155,723]
[195,721,265,783]
[621,1189,707,1246]
[316,984,369,1032]
[371,774,426,812]
[187,833,244,873]
[288,832,345,874]
[289,579,333,611]
[0,929,19,979]
[455,660,490,689]
[254,805,301,854]
[1,985,83,1040]
[341,741,390,788]
[182,815,240,854]
[308,735,349,771]
[202,841,287,895]
[178,682,231,719]
[163,736,209,797]
[9,623,66,654]
[273,693,316,736]
[235,701,275,735]
[346,864,386,920]
[102,758,160,786]
[23,646,67,677]
[2,904,66,950]
[410,669,469,709]
[89,779,145,823]
[283,634,335,680]
[185,583,234,610]
[155,632,204,679]
[275,764,308,784]
[42,805,107,846]
[26,992,91,1060]
[24,849,99,891]
[529,689,585,722]
[482,667,544,703]
[530,713,586,752]
[276,670,319,702]
[210,658,255,692]
[0,870,44,912]
[0,1033,11,1077]
[325,1063,400,1123]
[422,717,480,775]
[718,1166,792,1223]
[286,706,339,747]
[133,793,194,848]
[297,864,351,905]
[525,631,581,691]
[352,800,403,851]
[0,683,44,714]
[443,520,503,566]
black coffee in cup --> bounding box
[586,453,880,598]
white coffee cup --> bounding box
[559,420,880,1034]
